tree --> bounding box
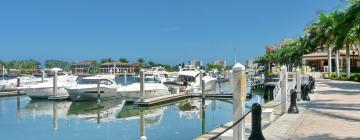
[0,60,6,68]
[119,57,128,63]
[137,58,145,64]
[101,58,114,64]
[45,59,70,70]
[148,61,157,67]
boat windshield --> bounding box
[77,79,113,85]
[178,75,195,82]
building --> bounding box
[99,62,139,75]
[302,49,360,72]
[71,60,94,76]
[188,60,202,68]
[246,59,258,70]
[213,60,227,67]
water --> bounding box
[0,81,265,140]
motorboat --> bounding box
[22,75,78,99]
[136,67,169,83]
[0,76,44,92]
[67,75,120,101]
[117,82,170,101]
[164,65,217,94]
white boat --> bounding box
[164,65,217,94]
[143,67,169,83]
[117,82,170,101]
[22,75,78,99]
[67,75,120,101]
[0,76,43,91]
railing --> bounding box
[272,81,281,101]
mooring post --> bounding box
[296,68,302,101]
[140,110,147,140]
[124,70,127,85]
[41,70,45,83]
[140,69,145,101]
[53,70,58,96]
[200,70,204,97]
[229,70,233,93]
[288,90,299,114]
[280,65,288,114]
[249,103,265,140]
[232,63,246,140]
[97,79,100,102]
[17,77,20,95]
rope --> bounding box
[261,102,282,108]
[210,109,252,140]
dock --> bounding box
[0,91,25,97]
[134,93,188,106]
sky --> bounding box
[0,0,347,65]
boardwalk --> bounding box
[264,79,360,140]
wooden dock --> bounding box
[134,93,188,106]
[0,91,25,97]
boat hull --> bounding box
[25,87,69,99]
[68,87,119,101]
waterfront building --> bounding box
[188,60,202,68]
[99,62,139,75]
[71,60,94,76]
[7,69,21,77]
[302,49,360,72]
[213,60,227,67]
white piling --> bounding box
[140,69,145,101]
[53,102,58,130]
[124,70,127,85]
[335,50,340,79]
[232,63,246,140]
[280,65,288,114]
[296,68,302,101]
[97,79,100,102]
[41,70,45,83]
[200,70,204,97]
[53,70,58,96]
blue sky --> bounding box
[0,0,346,65]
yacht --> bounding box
[117,82,170,101]
[67,75,120,101]
[141,67,169,83]
[164,65,217,94]
[22,75,78,99]
[0,76,44,92]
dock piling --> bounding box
[124,70,127,85]
[140,69,145,101]
[248,103,265,140]
[97,79,100,102]
[140,110,147,140]
[41,70,45,83]
[296,68,301,101]
[232,63,246,140]
[53,71,58,96]
[280,65,288,114]
[16,77,20,95]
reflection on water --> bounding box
[0,93,263,140]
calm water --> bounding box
[0,79,264,140]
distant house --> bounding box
[7,69,21,77]
[246,59,258,70]
[99,62,139,75]
[71,61,94,76]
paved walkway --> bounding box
[264,79,360,140]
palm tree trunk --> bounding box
[346,45,351,79]
[328,46,332,75]
[335,49,340,79]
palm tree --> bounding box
[119,57,128,63]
